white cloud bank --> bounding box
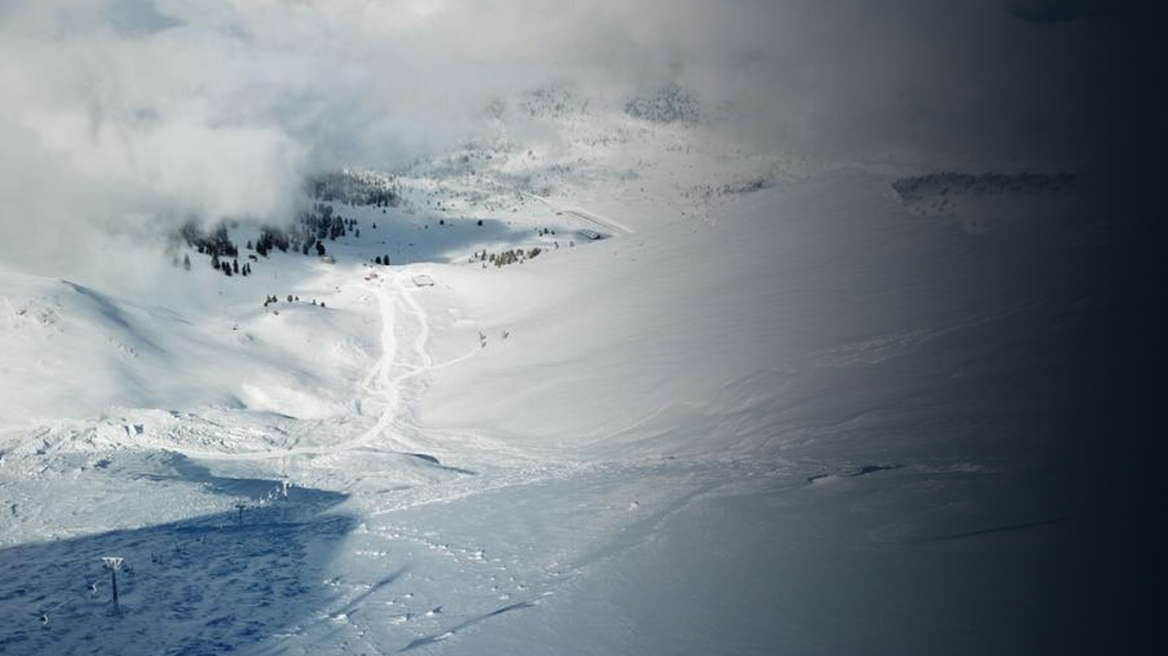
[0,0,1154,274]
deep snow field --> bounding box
[0,96,1154,655]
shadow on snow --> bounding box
[323,213,584,267]
[0,455,357,656]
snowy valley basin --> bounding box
[1,154,1154,656]
[0,0,1160,650]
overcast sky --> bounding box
[0,0,1155,274]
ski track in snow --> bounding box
[175,271,481,464]
[0,264,579,654]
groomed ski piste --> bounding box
[0,77,1155,655]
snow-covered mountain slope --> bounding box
[0,261,377,425]
[0,96,1154,654]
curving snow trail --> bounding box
[177,271,475,463]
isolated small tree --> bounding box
[286,294,293,303]
[182,254,191,271]
[477,219,483,227]
[233,259,239,274]
[375,256,382,265]
[383,255,390,266]
[211,253,220,270]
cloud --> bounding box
[0,0,1155,275]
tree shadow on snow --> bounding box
[0,455,358,656]
[327,215,583,267]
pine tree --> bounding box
[211,253,220,270]
[383,255,390,265]
[375,256,382,265]
[183,254,191,271]
[316,241,326,256]
[232,259,239,274]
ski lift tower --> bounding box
[101,557,125,611]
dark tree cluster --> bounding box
[181,223,238,259]
[624,82,700,124]
[175,173,398,281]
[263,294,300,306]
[248,216,332,261]
[297,204,352,244]
[254,228,290,257]
[891,171,1076,201]
[179,222,256,278]
[214,258,246,277]
[308,171,402,207]
[473,247,543,268]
